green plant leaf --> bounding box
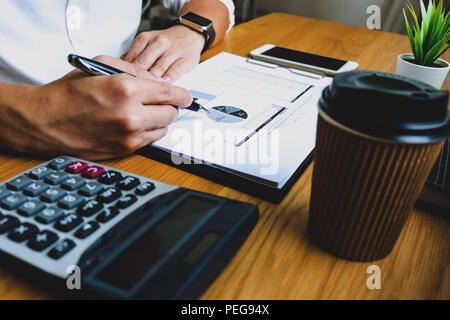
[434,43,450,61]
[404,10,416,55]
[423,37,447,65]
[404,0,450,66]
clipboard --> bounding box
[136,52,333,204]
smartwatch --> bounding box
[174,12,216,54]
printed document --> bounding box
[152,52,332,189]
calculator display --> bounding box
[96,195,217,290]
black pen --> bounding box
[68,53,205,112]
[68,54,134,76]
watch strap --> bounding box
[202,25,215,54]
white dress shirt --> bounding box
[0,0,235,85]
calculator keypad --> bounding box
[98,171,122,185]
[44,172,68,185]
[79,182,103,196]
[54,213,83,232]
[35,206,65,224]
[28,230,59,251]
[2,193,27,210]
[7,176,33,191]
[0,215,20,234]
[0,187,12,201]
[0,157,160,270]
[17,199,45,217]
[8,223,39,242]
[48,239,75,259]
[24,181,49,197]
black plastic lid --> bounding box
[319,71,450,143]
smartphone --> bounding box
[249,44,359,76]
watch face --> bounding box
[182,12,212,27]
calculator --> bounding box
[0,157,258,299]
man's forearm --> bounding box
[179,0,230,46]
[0,81,40,153]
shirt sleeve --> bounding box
[161,0,235,32]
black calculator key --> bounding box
[27,230,59,251]
[0,215,20,234]
[17,199,45,217]
[135,182,155,195]
[48,239,75,259]
[96,207,120,223]
[54,213,83,232]
[77,200,103,217]
[35,206,65,224]
[74,221,99,239]
[41,187,67,203]
[61,176,86,191]
[97,187,122,203]
[58,194,84,209]
[115,194,138,209]
[48,157,73,170]
[8,223,39,242]
[28,166,52,180]
[0,186,12,201]
[117,176,140,191]
[98,171,122,185]
[6,176,33,191]
[23,181,49,196]
[79,182,103,196]
[1,193,27,210]
[44,172,68,185]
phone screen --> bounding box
[261,46,347,71]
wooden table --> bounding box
[0,13,449,300]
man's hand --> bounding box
[0,56,192,160]
[122,25,205,82]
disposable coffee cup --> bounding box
[308,71,449,262]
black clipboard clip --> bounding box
[245,58,326,80]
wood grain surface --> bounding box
[0,13,448,300]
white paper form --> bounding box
[152,52,332,189]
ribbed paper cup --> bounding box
[308,71,449,262]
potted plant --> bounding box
[396,0,449,89]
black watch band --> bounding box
[201,25,215,54]
[173,12,216,54]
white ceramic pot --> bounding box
[396,53,449,89]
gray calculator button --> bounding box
[44,172,68,185]
[24,181,49,197]
[35,206,65,224]
[1,194,27,210]
[79,182,103,196]
[6,176,33,191]
[48,157,73,170]
[17,200,45,217]
[61,176,86,191]
[0,187,12,201]
[28,166,52,180]
[58,194,84,209]
[41,187,67,203]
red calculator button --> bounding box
[82,166,105,179]
[65,161,88,174]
